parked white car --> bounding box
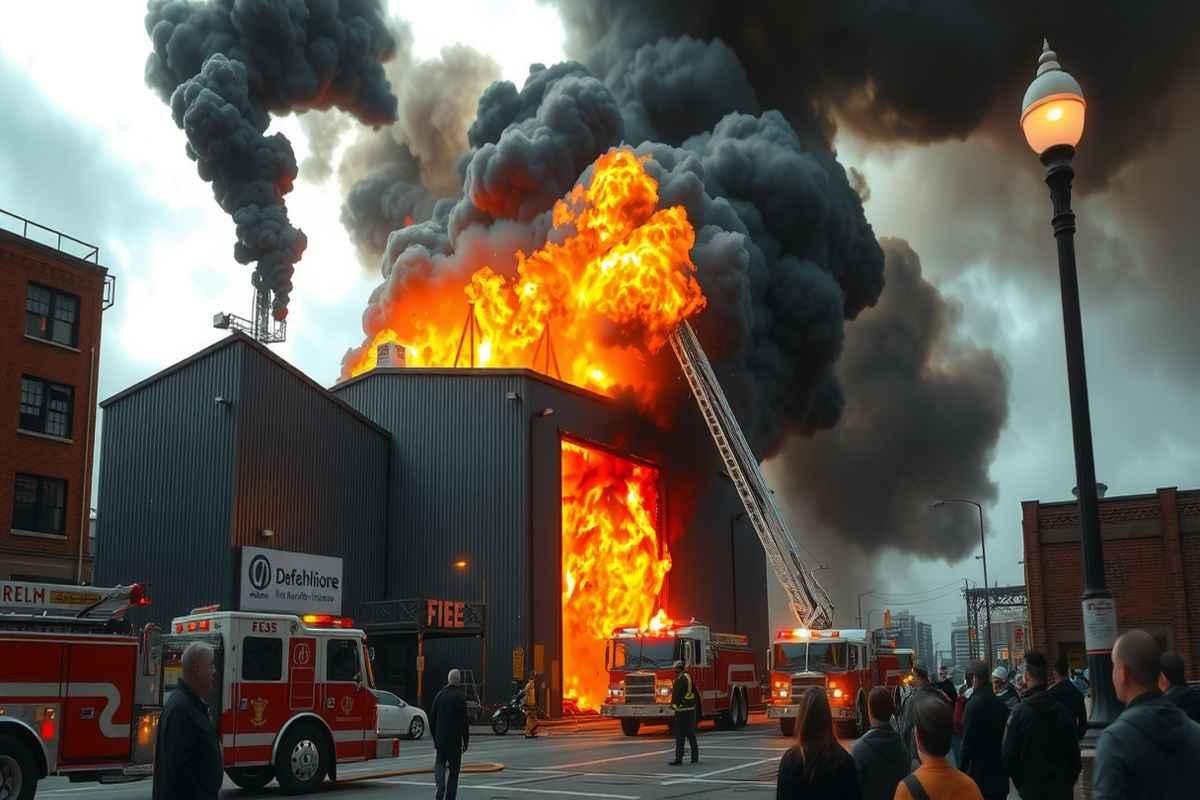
[372,689,428,739]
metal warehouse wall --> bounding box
[333,370,529,706]
[96,334,391,632]
[232,344,390,620]
[95,338,242,629]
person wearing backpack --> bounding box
[894,690,983,800]
[1002,651,1081,800]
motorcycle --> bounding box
[491,685,528,735]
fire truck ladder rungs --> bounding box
[669,321,834,629]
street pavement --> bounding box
[35,714,810,799]
[34,715,1020,799]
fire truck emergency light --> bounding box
[129,584,151,607]
[302,614,354,628]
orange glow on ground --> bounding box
[561,440,670,711]
[345,149,705,401]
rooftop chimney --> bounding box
[1072,482,1108,499]
[377,343,405,368]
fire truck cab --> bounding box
[599,619,761,737]
[0,581,161,800]
[163,607,398,795]
[767,627,905,737]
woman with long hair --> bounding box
[776,687,862,799]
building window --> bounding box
[19,376,73,438]
[12,474,67,535]
[25,283,80,347]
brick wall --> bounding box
[1024,488,1200,680]
[0,230,106,582]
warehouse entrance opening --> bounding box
[560,438,670,712]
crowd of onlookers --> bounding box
[775,629,1200,799]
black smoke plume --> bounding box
[551,0,1200,188]
[144,0,399,315]
[776,239,1009,560]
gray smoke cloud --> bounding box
[551,0,1200,188]
[297,17,501,268]
[776,239,1009,561]
[144,0,398,315]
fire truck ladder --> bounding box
[0,582,147,632]
[670,321,835,629]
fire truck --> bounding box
[767,627,911,737]
[599,618,762,736]
[0,580,162,800]
[163,605,401,794]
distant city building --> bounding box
[951,616,971,674]
[1023,487,1199,680]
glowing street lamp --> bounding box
[1021,41,1118,732]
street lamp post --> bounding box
[1021,41,1119,730]
[453,559,488,705]
[933,499,992,666]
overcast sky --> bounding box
[3,2,1194,651]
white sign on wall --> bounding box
[240,546,343,615]
[1082,597,1118,655]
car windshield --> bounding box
[773,641,847,672]
[371,690,400,706]
[609,639,677,670]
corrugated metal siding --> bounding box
[334,372,527,705]
[95,342,242,628]
[233,345,389,620]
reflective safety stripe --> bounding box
[0,682,129,738]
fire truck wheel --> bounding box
[779,717,796,737]
[619,718,641,737]
[274,724,329,795]
[227,766,276,790]
[732,690,749,729]
[0,734,38,800]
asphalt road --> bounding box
[35,714,813,799]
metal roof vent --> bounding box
[377,342,405,368]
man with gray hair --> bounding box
[429,668,470,800]
[153,642,223,800]
[1093,630,1200,799]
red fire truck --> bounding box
[767,627,909,737]
[163,605,400,794]
[599,618,762,736]
[0,581,162,800]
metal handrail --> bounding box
[1,207,100,263]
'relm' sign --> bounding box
[239,546,343,615]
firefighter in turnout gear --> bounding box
[523,674,540,738]
[669,660,700,765]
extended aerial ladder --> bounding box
[670,321,835,628]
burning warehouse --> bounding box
[96,332,767,712]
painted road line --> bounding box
[512,767,774,786]
[660,756,779,786]
[381,778,640,799]
[540,747,675,770]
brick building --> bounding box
[1022,487,1200,679]
[0,211,113,583]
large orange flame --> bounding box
[345,148,705,398]
[561,439,671,711]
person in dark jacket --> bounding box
[152,642,223,800]
[776,687,861,800]
[669,660,699,765]
[932,666,957,706]
[1046,654,1087,739]
[959,660,1010,800]
[429,669,471,800]
[1094,631,1200,800]
[991,666,1020,712]
[850,687,909,800]
[1002,651,1081,800]
[1159,650,1200,723]
[899,664,951,767]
